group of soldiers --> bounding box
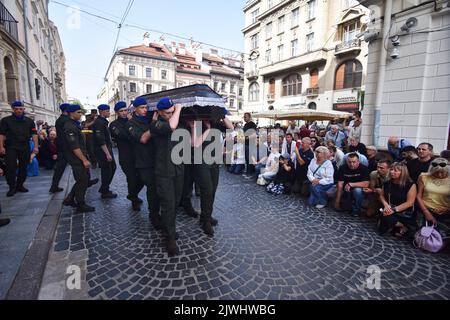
[43,97,232,256]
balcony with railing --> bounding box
[0,2,19,43]
[305,87,319,97]
[335,39,361,56]
[245,70,259,80]
[267,93,275,102]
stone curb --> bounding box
[5,169,71,300]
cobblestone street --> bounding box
[37,162,450,300]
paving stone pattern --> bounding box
[45,165,450,300]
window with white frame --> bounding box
[251,9,260,24]
[291,39,298,57]
[161,70,167,80]
[277,44,284,61]
[291,8,299,27]
[146,67,152,78]
[266,22,272,39]
[306,33,314,52]
[250,59,258,72]
[249,82,260,101]
[265,49,272,64]
[343,21,360,43]
[251,33,259,50]
[129,65,136,76]
[161,85,167,91]
[146,84,152,93]
[130,82,137,93]
[307,0,316,20]
[229,98,235,108]
[277,15,285,33]
[230,82,235,93]
[221,82,226,92]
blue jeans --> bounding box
[261,171,277,181]
[255,163,266,175]
[308,183,334,206]
[342,188,366,213]
[229,164,245,175]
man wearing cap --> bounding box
[93,104,117,199]
[49,103,71,193]
[0,101,39,197]
[110,101,144,211]
[149,97,183,256]
[127,97,161,226]
[63,104,95,213]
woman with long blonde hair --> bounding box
[378,162,417,237]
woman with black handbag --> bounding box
[378,162,417,237]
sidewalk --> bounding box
[0,167,70,300]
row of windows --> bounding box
[128,65,168,80]
[213,82,244,95]
[250,0,316,29]
[260,34,314,63]
[128,83,167,94]
[248,60,362,101]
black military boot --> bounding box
[132,201,141,212]
[63,196,77,207]
[88,178,99,187]
[101,191,118,199]
[201,221,214,237]
[15,185,29,193]
[6,188,16,197]
[76,203,95,214]
[49,186,64,193]
[200,216,218,227]
[127,195,143,204]
[0,218,11,227]
[183,207,199,218]
[166,238,179,257]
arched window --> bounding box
[282,73,302,96]
[334,60,363,90]
[249,82,260,101]
[310,69,319,88]
[308,102,317,110]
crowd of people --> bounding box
[225,112,450,250]
[0,102,449,255]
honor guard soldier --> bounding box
[127,97,161,226]
[49,103,71,193]
[63,104,95,213]
[110,101,144,211]
[0,101,39,197]
[149,98,183,256]
[84,110,98,168]
[187,112,233,236]
[93,104,117,199]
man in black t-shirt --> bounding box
[407,143,434,182]
[335,153,370,217]
[243,113,257,176]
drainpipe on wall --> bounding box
[22,0,35,108]
[373,0,393,147]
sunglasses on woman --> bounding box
[431,162,448,168]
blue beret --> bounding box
[133,97,147,108]
[98,104,110,111]
[114,101,127,112]
[157,97,174,110]
[59,103,71,112]
[11,101,24,108]
[66,104,81,113]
